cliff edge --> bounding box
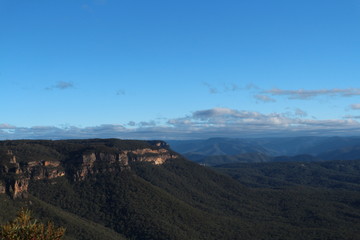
[0,139,178,198]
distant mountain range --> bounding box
[168,136,360,165]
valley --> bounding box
[0,138,360,239]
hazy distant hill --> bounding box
[169,136,360,156]
[169,136,360,165]
[194,152,271,166]
[1,139,360,239]
[191,153,322,166]
[168,137,272,156]
[318,145,360,161]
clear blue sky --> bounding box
[1,0,360,139]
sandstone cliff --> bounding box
[0,139,177,198]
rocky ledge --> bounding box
[0,139,178,198]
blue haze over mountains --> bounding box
[168,136,360,165]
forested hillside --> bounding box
[0,139,360,239]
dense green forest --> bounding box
[26,159,360,239]
[0,139,360,239]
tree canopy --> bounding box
[0,209,65,240]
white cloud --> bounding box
[263,88,360,99]
[56,81,73,89]
[46,81,74,90]
[254,94,276,103]
[192,108,263,121]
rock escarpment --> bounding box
[72,148,175,181]
[0,139,177,198]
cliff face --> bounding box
[73,148,175,181]
[0,139,177,198]
[0,154,65,198]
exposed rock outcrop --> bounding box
[0,159,66,199]
[0,139,178,198]
[8,178,29,199]
[126,148,176,165]
[72,148,176,181]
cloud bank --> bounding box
[2,108,360,140]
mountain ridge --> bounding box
[168,136,360,165]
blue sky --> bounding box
[1,0,360,139]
